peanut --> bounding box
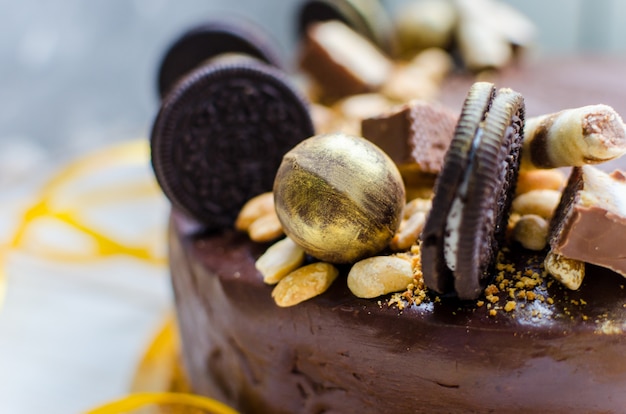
[271,262,339,307]
[347,255,414,298]
[507,212,521,237]
[235,192,275,231]
[256,237,306,285]
[334,93,393,122]
[410,48,454,83]
[515,169,566,195]
[513,214,548,251]
[544,251,585,290]
[394,0,457,54]
[403,197,432,219]
[391,211,426,251]
[455,17,512,72]
[248,212,284,242]
[381,64,440,103]
[511,189,561,219]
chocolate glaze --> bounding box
[169,59,626,413]
[171,211,626,413]
[439,57,626,120]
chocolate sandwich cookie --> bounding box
[151,62,315,230]
[422,82,525,300]
[157,18,283,98]
[296,0,394,54]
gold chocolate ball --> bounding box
[274,133,405,264]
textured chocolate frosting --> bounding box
[169,59,626,413]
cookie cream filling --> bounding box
[443,127,484,272]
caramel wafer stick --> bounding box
[521,104,626,170]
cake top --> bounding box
[150,0,626,312]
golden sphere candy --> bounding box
[274,133,406,263]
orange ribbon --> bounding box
[85,392,239,414]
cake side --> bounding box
[166,57,626,413]
[170,211,626,414]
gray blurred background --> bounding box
[0,0,625,182]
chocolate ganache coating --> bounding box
[171,213,626,413]
[169,59,626,413]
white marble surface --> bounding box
[0,142,173,414]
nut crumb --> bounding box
[386,243,429,309]
[484,284,499,296]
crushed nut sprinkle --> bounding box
[235,174,603,319]
[387,243,429,310]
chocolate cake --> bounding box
[164,60,626,414]
[149,3,626,413]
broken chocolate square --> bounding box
[550,165,626,278]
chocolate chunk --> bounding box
[157,18,283,98]
[298,20,392,100]
[150,62,315,230]
[549,166,626,278]
[361,100,457,174]
[422,82,525,300]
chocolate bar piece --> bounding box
[298,20,392,100]
[550,166,626,278]
[361,100,457,174]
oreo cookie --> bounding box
[296,0,394,54]
[422,82,525,300]
[157,18,283,98]
[151,62,315,230]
